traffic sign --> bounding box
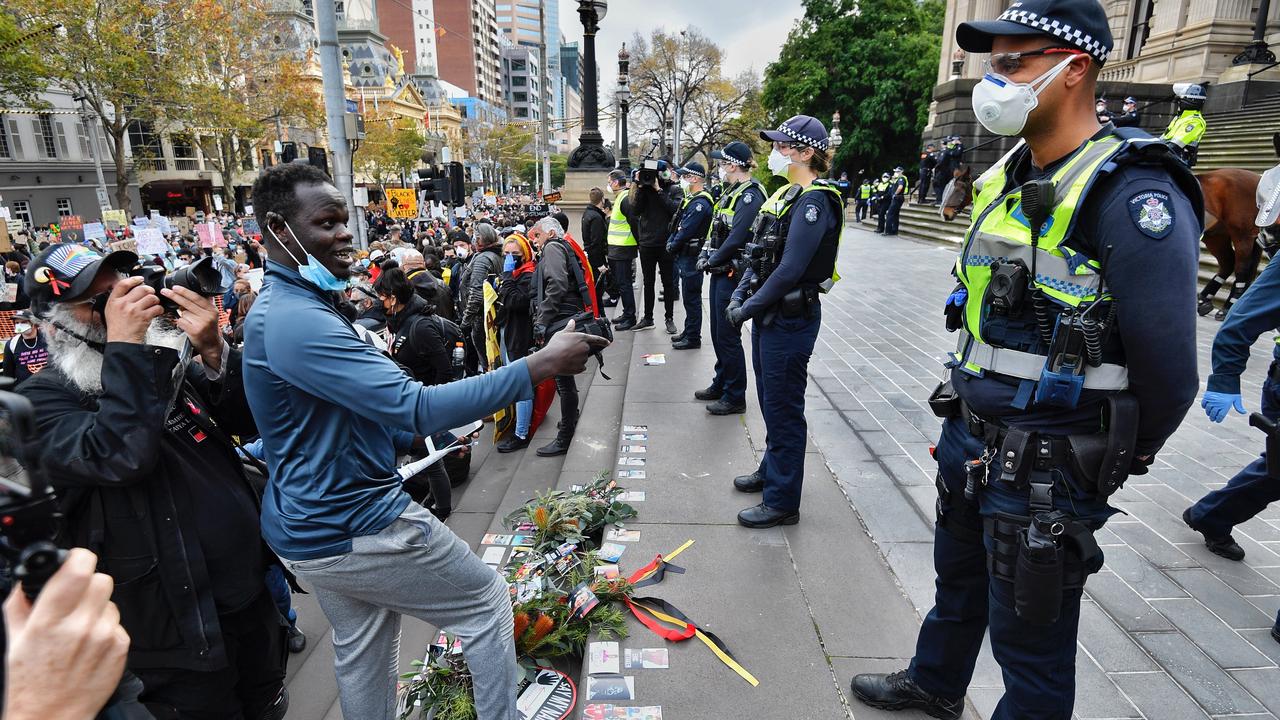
[386,188,418,218]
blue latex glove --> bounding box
[1201,391,1245,423]
[946,288,967,306]
[503,253,517,273]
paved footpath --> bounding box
[812,225,1280,719]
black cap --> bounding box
[676,161,706,178]
[24,243,138,318]
[759,115,829,151]
[957,0,1113,65]
[710,141,754,167]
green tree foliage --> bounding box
[0,13,52,110]
[516,155,566,192]
[356,117,428,191]
[762,0,944,175]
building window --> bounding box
[35,115,58,158]
[11,200,31,227]
[513,91,527,102]
[1126,0,1154,60]
[512,76,526,86]
[76,121,92,158]
[515,107,528,118]
[5,119,23,160]
[56,198,73,217]
[127,120,161,157]
[0,117,10,159]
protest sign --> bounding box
[103,209,127,228]
[0,222,10,253]
[59,215,85,244]
[386,188,417,218]
[108,239,137,253]
[241,218,261,236]
[83,222,107,241]
[244,267,264,293]
[196,222,224,248]
[135,228,168,256]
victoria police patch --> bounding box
[1128,190,1174,239]
[804,204,820,224]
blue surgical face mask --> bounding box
[269,218,349,291]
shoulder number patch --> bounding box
[804,204,820,224]
[1128,190,1175,239]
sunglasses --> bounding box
[984,46,1086,76]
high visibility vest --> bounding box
[607,189,636,247]
[1161,109,1206,149]
[748,180,844,294]
[710,180,763,247]
[859,183,871,199]
[949,133,1169,392]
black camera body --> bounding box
[986,260,1029,315]
[567,310,613,345]
[133,256,230,312]
[637,159,661,187]
[0,385,65,601]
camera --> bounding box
[986,260,1029,315]
[0,385,64,601]
[637,159,661,187]
[133,256,230,312]
[567,310,613,345]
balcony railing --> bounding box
[173,158,200,171]
[133,157,169,172]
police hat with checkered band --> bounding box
[710,141,754,167]
[759,115,829,152]
[957,0,1114,66]
[24,243,137,318]
[676,161,707,178]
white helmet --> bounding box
[1258,163,1280,228]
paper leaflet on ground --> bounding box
[585,675,634,702]
[597,542,626,563]
[583,705,662,719]
[619,445,646,453]
[481,546,506,564]
[640,354,665,365]
[624,648,669,669]
[604,528,640,543]
[588,641,620,675]
[622,425,648,433]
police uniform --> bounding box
[700,142,766,413]
[856,180,873,223]
[1114,96,1141,128]
[1161,83,1208,167]
[728,115,843,528]
[919,147,938,204]
[874,174,891,231]
[885,168,909,236]
[850,1,1204,717]
[667,162,715,349]
[607,176,640,329]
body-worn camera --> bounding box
[985,260,1029,315]
[133,256,229,313]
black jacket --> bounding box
[497,270,535,359]
[461,247,503,329]
[630,183,680,248]
[18,343,268,673]
[387,294,454,386]
[407,267,456,322]
[581,205,608,267]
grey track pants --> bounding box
[282,503,517,720]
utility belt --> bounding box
[762,285,820,321]
[986,510,1101,625]
[928,380,1139,503]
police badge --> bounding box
[1128,190,1175,239]
[804,204,820,224]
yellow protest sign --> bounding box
[386,188,418,219]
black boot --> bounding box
[536,434,573,456]
[496,434,531,453]
[737,502,799,528]
[260,688,290,720]
[287,623,307,654]
[733,471,764,492]
[849,671,963,720]
[694,386,724,401]
[1183,508,1245,561]
[708,399,746,415]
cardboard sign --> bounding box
[241,218,260,236]
[60,215,83,231]
[83,222,107,241]
[543,191,562,204]
[212,195,224,212]
[0,207,9,220]
[103,209,127,227]
[174,217,191,235]
[1,283,15,304]
[108,239,137,253]
[196,222,223,248]
[386,188,417,218]
[244,267,264,293]
[135,227,168,256]
[0,222,10,253]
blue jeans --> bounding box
[608,256,636,322]
[908,418,1114,719]
[750,306,821,511]
[514,398,532,438]
[674,253,703,341]
[708,273,747,405]
[1189,373,1280,538]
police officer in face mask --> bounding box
[851,0,1203,717]
[725,116,843,528]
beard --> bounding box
[45,306,188,395]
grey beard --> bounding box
[45,308,187,395]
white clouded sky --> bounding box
[556,0,805,138]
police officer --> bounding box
[918,144,938,204]
[884,166,909,236]
[725,115,843,528]
[667,162,715,350]
[1094,97,1112,124]
[1161,83,1208,167]
[697,141,766,415]
[606,169,639,331]
[856,177,873,223]
[850,0,1203,716]
[933,137,961,205]
[874,172,892,232]
[1114,96,1141,127]
[1183,164,1280,575]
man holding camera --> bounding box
[631,162,681,333]
[666,162,715,350]
[18,243,289,719]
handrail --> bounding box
[1242,60,1280,109]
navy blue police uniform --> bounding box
[702,142,766,411]
[666,162,715,347]
[728,115,843,527]
[850,2,1204,718]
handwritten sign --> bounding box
[135,227,168,256]
[195,222,224,248]
[241,218,261,236]
[83,222,107,241]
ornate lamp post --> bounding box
[951,48,966,78]
[615,43,632,170]
[1233,0,1275,65]
[567,0,615,169]
[828,111,842,178]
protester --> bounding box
[582,188,613,312]
[630,163,680,333]
[495,233,538,453]
[3,310,48,384]
[242,163,608,720]
[460,224,504,371]
[19,243,289,720]
[401,248,457,322]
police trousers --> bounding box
[750,305,820,511]
[907,417,1112,720]
[673,252,703,341]
[708,273,747,405]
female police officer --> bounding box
[726,115,843,528]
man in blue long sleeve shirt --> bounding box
[696,141,766,414]
[1184,250,1280,575]
[667,162,715,349]
[241,164,607,720]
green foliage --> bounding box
[0,14,51,110]
[515,154,567,191]
[762,0,945,175]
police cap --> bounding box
[759,115,829,151]
[710,141,754,167]
[676,161,706,178]
[957,0,1113,65]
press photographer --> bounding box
[16,243,289,720]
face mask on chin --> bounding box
[970,54,1078,136]
[269,218,348,292]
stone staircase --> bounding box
[1196,91,1280,173]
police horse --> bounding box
[938,135,1280,321]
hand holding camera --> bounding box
[105,277,163,345]
[161,285,224,372]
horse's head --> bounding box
[941,164,974,222]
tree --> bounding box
[357,116,428,190]
[627,27,755,163]
[517,155,566,190]
[762,0,944,175]
[466,121,535,191]
[179,0,322,210]
[9,0,206,214]
[0,13,53,110]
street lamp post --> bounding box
[567,0,615,169]
[1233,0,1275,65]
[828,111,842,179]
[616,43,632,170]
